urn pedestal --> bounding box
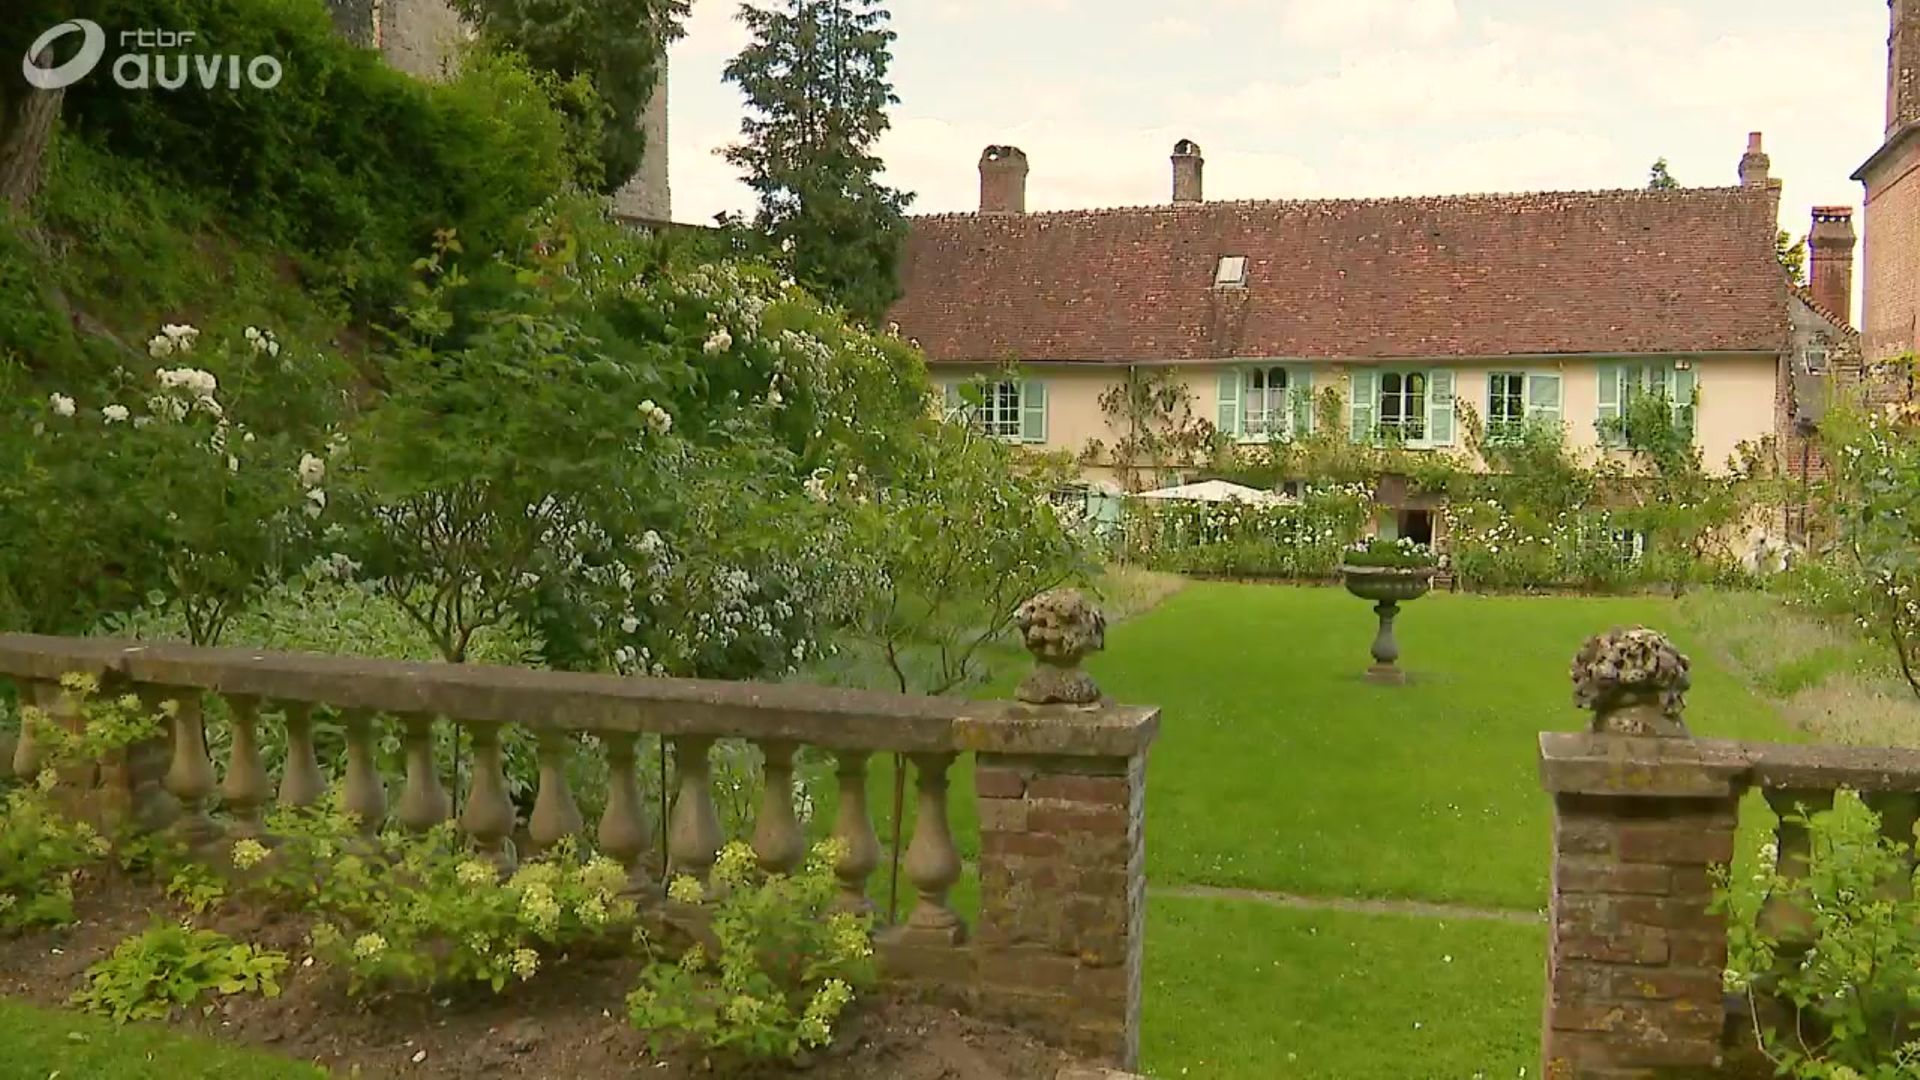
[1339,565,1435,685]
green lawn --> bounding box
[1100,583,1789,910]
[0,998,324,1078]
[1143,895,1544,1078]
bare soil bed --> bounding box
[0,867,1077,1079]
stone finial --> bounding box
[1014,589,1106,705]
[1571,626,1692,737]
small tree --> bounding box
[449,0,688,193]
[1081,368,1220,493]
[1647,158,1680,192]
[1777,230,1808,288]
[724,0,913,323]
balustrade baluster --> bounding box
[751,740,806,875]
[830,750,881,913]
[340,709,387,836]
[162,690,218,844]
[1760,786,1838,949]
[460,723,517,863]
[597,732,654,892]
[396,713,451,833]
[666,736,722,889]
[221,695,271,837]
[11,679,47,779]
[277,702,326,810]
[901,751,965,940]
[529,729,585,853]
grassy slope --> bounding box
[0,998,324,1079]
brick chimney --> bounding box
[1894,0,1920,136]
[979,145,1028,215]
[1172,139,1204,204]
[1808,206,1857,323]
[1738,132,1771,188]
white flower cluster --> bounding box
[48,393,76,418]
[243,326,281,358]
[146,323,200,359]
[637,399,673,435]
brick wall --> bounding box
[1861,132,1920,364]
[1544,792,1737,1077]
[972,751,1146,1067]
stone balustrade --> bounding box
[0,589,1157,1068]
[1540,627,1920,1079]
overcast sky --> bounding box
[667,0,1891,321]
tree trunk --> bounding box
[0,52,66,214]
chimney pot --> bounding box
[1808,205,1857,325]
[979,145,1029,215]
[1172,139,1204,205]
[1738,132,1771,188]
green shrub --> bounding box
[256,807,638,996]
[0,775,111,932]
[66,0,574,314]
[72,924,287,1022]
[1720,793,1920,1076]
[628,840,873,1061]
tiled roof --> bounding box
[891,187,1791,364]
[1790,283,1857,338]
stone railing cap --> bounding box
[1538,732,1751,798]
[0,634,1161,759]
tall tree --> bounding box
[1,5,74,214]
[450,0,688,194]
[1777,230,1808,287]
[724,0,912,324]
[1646,158,1680,191]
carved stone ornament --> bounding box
[1014,588,1107,705]
[1571,626,1692,737]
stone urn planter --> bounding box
[1339,564,1435,685]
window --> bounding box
[1487,372,1564,442]
[980,379,1022,438]
[1802,345,1830,374]
[1243,366,1291,440]
[1378,371,1428,441]
[1218,364,1311,442]
[1488,372,1527,439]
[1596,362,1696,448]
[1349,369,1456,447]
[1214,256,1248,288]
[942,377,1049,444]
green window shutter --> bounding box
[1596,363,1623,447]
[1426,369,1456,446]
[1020,379,1048,443]
[1670,365,1697,440]
[1526,372,1562,426]
[1216,369,1242,439]
[1349,369,1377,444]
[1291,367,1314,438]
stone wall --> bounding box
[323,0,673,221]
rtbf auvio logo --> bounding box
[22,19,283,91]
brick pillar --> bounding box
[975,749,1145,1067]
[1541,628,1751,1080]
[961,587,1156,1070]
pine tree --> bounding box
[724,0,913,324]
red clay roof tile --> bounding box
[891,187,1791,363]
